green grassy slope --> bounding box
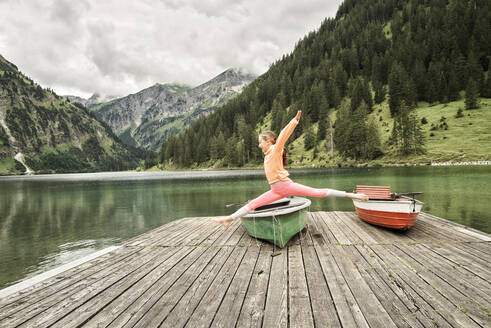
[276,97,491,168]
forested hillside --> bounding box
[157,0,490,169]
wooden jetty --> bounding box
[0,211,489,328]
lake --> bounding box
[0,166,490,289]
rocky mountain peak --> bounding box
[90,68,256,150]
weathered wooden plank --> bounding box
[214,218,245,246]
[343,247,422,327]
[391,244,489,327]
[419,213,491,244]
[307,212,330,246]
[300,232,341,328]
[320,212,353,245]
[262,246,288,328]
[0,246,156,327]
[407,224,450,244]
[333,211,379,245]
[235,243,273,328]
[313,211,340,244]
[334,211,400,245]
[50,246,204,328]
[155,246,236,328]
[124,217,196,246]
[287,243,315,328]
[175,246,249,328]
[87,246,222,328]
[404,243,491,308]
[420,213,491,243]
[458,242,491,261]
[329,245,398,328]
[13,219,215,328]
[330,212,365,244]
[210,246,261,328]
[6,246,170,328]
[366,244,454,327]
[71,224,228,328]
[420,242,491,283]
[310,215,370,328]
[414,220,477,244]
[353,244,443,328]
[344,244,426,328]
[373,244,481,328]
[123,220,181,245]
[141,218,211,247]
[174,221,223,246]
[0,245,141,310]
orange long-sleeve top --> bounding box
[264,117,299,184]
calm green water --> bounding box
[0,166,490,289]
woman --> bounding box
[213,110,368,227]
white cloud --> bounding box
[0,0,342,98]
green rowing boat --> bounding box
[241,197,311,248]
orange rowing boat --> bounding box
[352,185,423,230]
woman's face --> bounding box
[258,136,272,153]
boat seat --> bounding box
[356,185,391,200]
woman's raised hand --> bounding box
[295,110,302,122]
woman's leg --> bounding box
[247,189,285,211]
[273,180,346,198]
[213,189,284,227]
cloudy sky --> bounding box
[0,0,342,98]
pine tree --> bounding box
[225,134,238,167]
[465,78,479,110]
[210,136,219,161]
[326,78,341,108]
[303,119,315,151]
[362,77,373,111]
[388,63,404,116]
[391,101,425,156]
[333,62,348,97]
[373,80,386,104]
[333,101,379,160]
[350,78,363,112]
[365,116,382,159]
[426,65,439,104]
[411,59,427,101]
[371,54,385,84]
[467,49,484,92]
[144,151,158,169]
[482,74,491,98]
[447,69,460,102]
[271,98,283,133]
[317,102,329,141]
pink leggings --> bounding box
[231,179,346,219]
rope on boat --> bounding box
[252,217,260,248]
[271,212,284,256]
[299,204,311,244]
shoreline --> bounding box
[2,160,491,177]
[429,160,491,166]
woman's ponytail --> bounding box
[282,148,288,166]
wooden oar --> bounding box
[391,192,423,200]
[225,201,249,208]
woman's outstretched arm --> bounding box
[275,110,302,151]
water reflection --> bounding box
[0,166,490,289]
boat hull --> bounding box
[241,197,310,248]
[353,199,423,230]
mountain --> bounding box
[0,54,142,175]
[63,93,119,108]
[158,0,491,168]
[85,68,256,151]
